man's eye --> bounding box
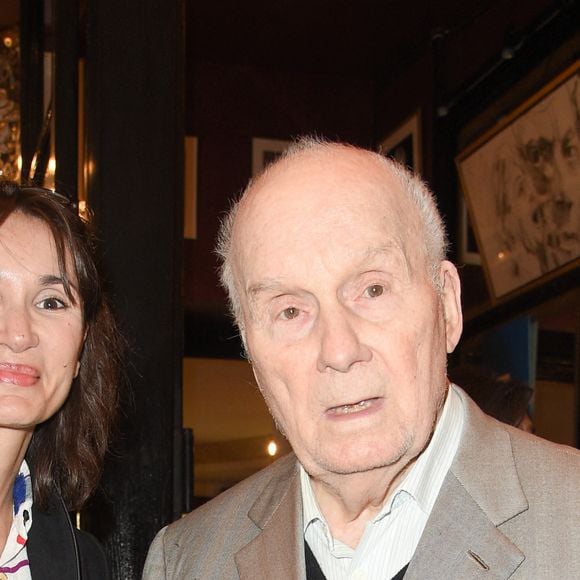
[280,306,300,320]
[561,138,577,160]
[37,297,66,310]
[365,284,384,298]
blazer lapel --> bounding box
[235,458,306,580]
[407,390,528,579]
[406,473,525,579]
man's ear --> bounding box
[439,261,463,354]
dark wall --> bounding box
[183,59,375,354]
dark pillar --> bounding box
[19,0,45,181]
[53,0,78,197]
[84,1,184,577]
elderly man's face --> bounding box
[234,149,462,478]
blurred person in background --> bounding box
[449,365,534,433]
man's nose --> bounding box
[316,308,371,373]
[0,305,40,353]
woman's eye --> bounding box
[37,297,66,310]
[365,284,384,298]
[280,306,300,320]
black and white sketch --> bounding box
[458,62,579,299]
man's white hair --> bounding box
[215,136,448,327]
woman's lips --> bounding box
[0,363,40,386]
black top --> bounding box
[305,540,409,580]
[305,541,327,580]
[27,493,110,580]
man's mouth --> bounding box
[327,398,377,416]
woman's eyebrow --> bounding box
[39,274,80,294]
[39,274,66,286]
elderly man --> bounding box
[144,139,580,579]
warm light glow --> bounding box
[42,156,57,190]
[78,200,89,221]
[86,159,96,178]
[497,251,506,260]
[3,36,13,48]
[266,440,278,457]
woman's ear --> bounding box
[439,261,463,354]
[75,326,89,378]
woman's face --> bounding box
[0,212,84,432]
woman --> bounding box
[0,181,121,579]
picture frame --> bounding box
[379,110,422,173]
[458,196,481,266]
[456,60,580,302]
[184,135,198,240]
[252,138,291,176]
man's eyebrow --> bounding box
[358,242,412,277]
[246,244,410,297]
[247,279,284,301]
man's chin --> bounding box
[302,447,411,478]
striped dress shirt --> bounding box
[301,384,465,580]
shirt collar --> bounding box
[300,383,464,530]
[300,463,324,534]
[393,384,464,516]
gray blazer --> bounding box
[143,388,580,579]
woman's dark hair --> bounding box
[0,181,122,511]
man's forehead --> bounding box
[238,146,408,222]
[233,146,422,266]
[245,241,410,298]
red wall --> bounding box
[183,60,374,314]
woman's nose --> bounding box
[0,306,40,352]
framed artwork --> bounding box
[184,136,198,240]
[457,60,580,302]
[252,138,291,176]
[379,110,422,173]
[458,197,481,266]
